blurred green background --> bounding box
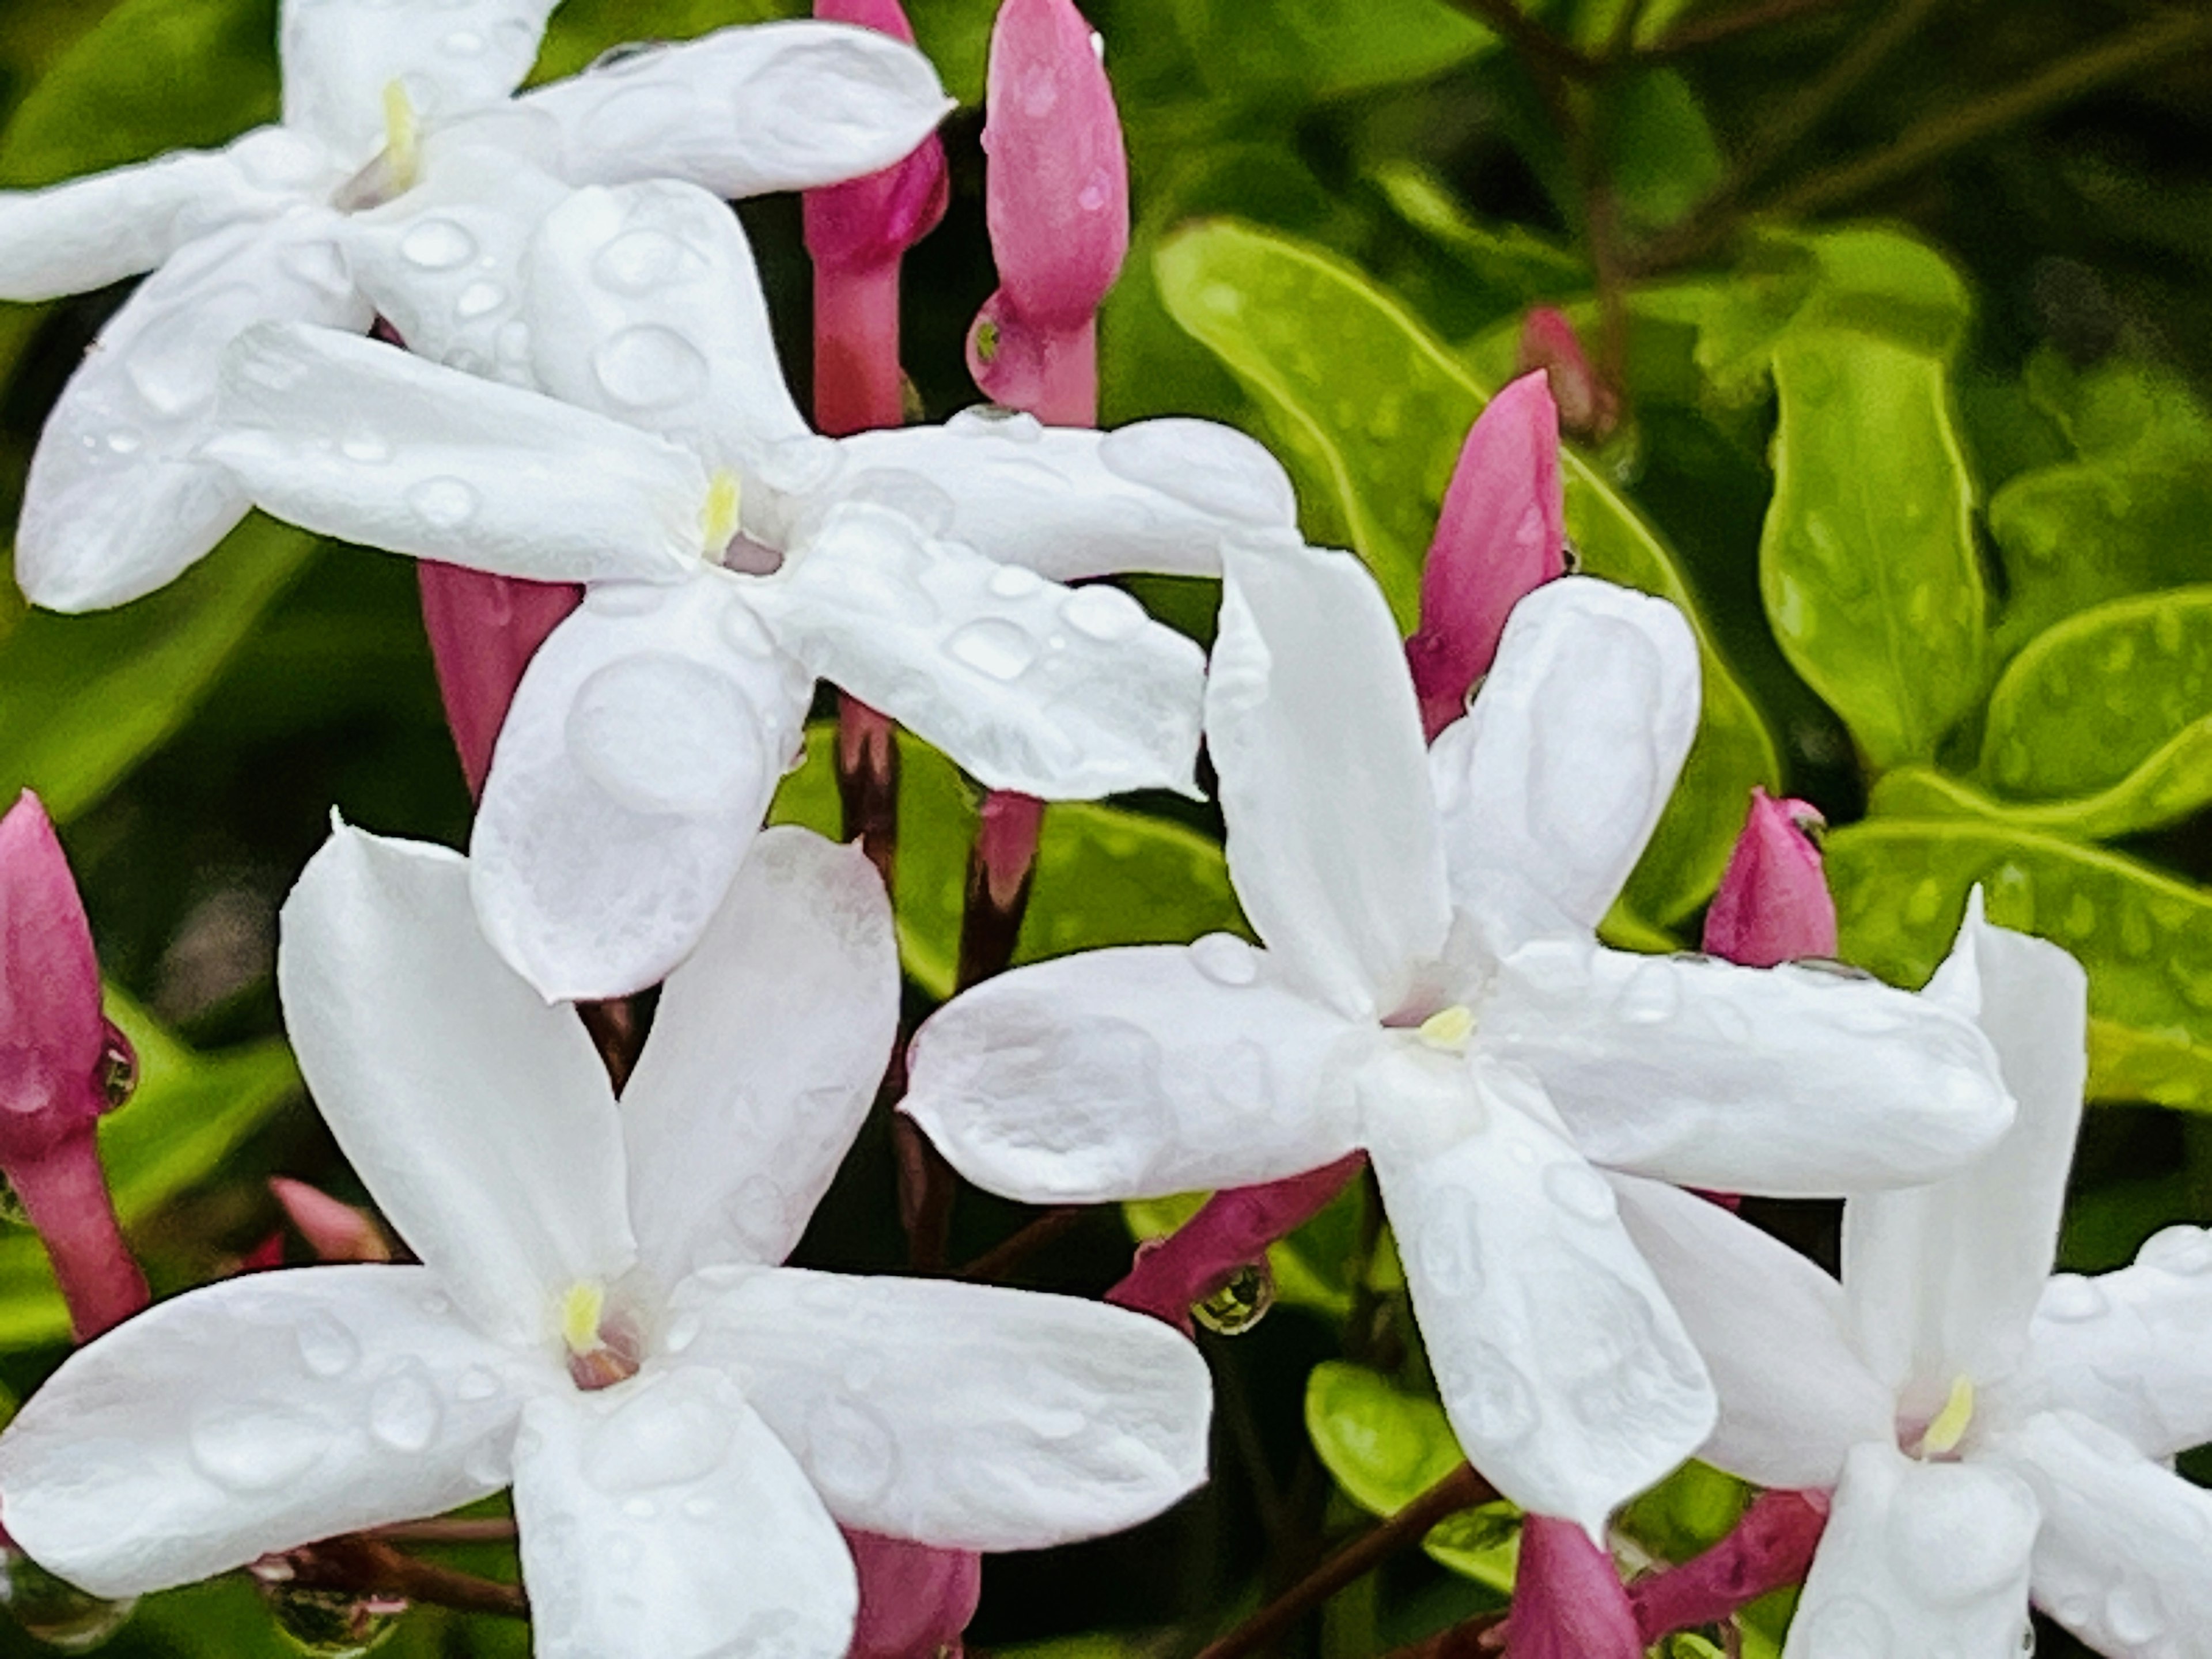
[1,0,2209,1654]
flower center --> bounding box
[1914,1373,1976,1459]
[1415,1003,1476,1055]
[382,81,422,195]
[559,1279,641,1392]
[700,470,743,560]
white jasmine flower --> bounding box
[0,823,1211,1659]
[901,543,2017,1536]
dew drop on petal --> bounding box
[191,1403,328,1492]
[1414,1190,1485,1296]
[294,1311,361,1380]
[567,653,764,817]
[104,430,142,456]
[1188,932,1259,987]
[256,1576,405,1659]
[1794,1594,1893,1658]
[591,325,709,411]
[946,618,1038,682]
[454,281,506,320]
[340,432,392,465]
[399,218,476,271]
[367,1362,443,1453]
[407,476,479,531]
[1060,585,1147,643]
[2139,1225,2212,1276]
[593,228,706,296]
[804,1396,902,1507]
[987,563,1044,600]
[2103,1581,2165,1647]
[584,1384,735,1493]
[454,1366,501,1403]
[2040,1273,2108,1323]
[1192,1260,1275,1335]
[1,1548,137,1653]
[1540,1162,1618,1225]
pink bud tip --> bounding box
[1629,1488,1830,1641]
[418,564,582,801]
[1507,1516,1642,1659]
[981,0,1128,331]
[1702,789,1838,968]
[844,1531,982,1659]
[271,1176,392,1264]
[1406,373,1567,741]
[0,791,107,1157]
[805,1,949,275]
[1516,308,1616,442]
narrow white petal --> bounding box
[906,941,1372,1203]
[512,1369,856,1659]
[1430,577,1699,953]
[1781,1441,2037,1659]
[1989,1410,2212,1658]
[1480,937,2014,1195]
[669,1266,1213,1550]
[2030,1225,2212,1461]
[748,506,1206,799]
[779,411,1299,582]
[0,1267,539,1599]
[278,825,635,1343]
[623,828,897,1282]
[1366,1054,1714,1533]
[1209,543,1452,1020]
[470,581,813,1002]
[17,211,370,612]
[1611,1173,1891,1490]
[523,21,952,199]
[281,0,558,164]
[524,180,810,468]
[1843,905,2086,1407]
[205,321,709,582]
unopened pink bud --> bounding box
[1506,1517,1641,1659]
[1516,308,1616,442]
[1702,789,1837,968]
[418,564,582,801]
[844,1531,982,1659]
[1406,373,1566,741]
[805,1,950,276]
[0,792,108,1157]
[1630,1488,1830,1641]
[271,1176,393,1264]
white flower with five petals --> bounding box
[901,542,2017,1536]
[1618,898,2212,1658]
[2,0,950,611]
[0,823,1211,1659]
[200,177,1299,1001]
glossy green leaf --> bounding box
[1829,819,2212,1108]
[1171,0,1496,101]
[0,518,321,823]
[1153,218,1778,923]
[1868,764,2152,843]
[771,722,1245,1001]
[0,986,300,1350]
[1370,164,1588,302]
[1603,69,1722,232]
[1304,1359,1464,1515]
[1759,331,1985,772]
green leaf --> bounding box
[1975,586,2212,836]
[1601,69,1722,232]
[770,722,1245,1001]
[1759,331,1985,772]
[1171,0,1497,101]
[531,0,797,84]
[0,986,300,1350]
[1829,819,2212,1108]
[1304,1360,1464,1516]
[0,518,321,823]
[1153,218,1778,923]
[1369,162,1589,303]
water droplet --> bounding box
[454,1366,501,1403]
[1191,1260,1275,1335]
[1060,585,1146,643]
[1541,1162,1617,1225]
[2103,1581,2165,1646]
[294,1312,360,1379]
[1796,1594,1892,1658]
[2040,1273,2108,1323]
[407,476,478,530]
[662,1310,702,1354]
[282,239,351,298]
[586,1381,736,1492]
[191,1403,328,1491]
[2139,1225,2212,1276]
[256,1576,404,1659]
[1188,932,1259,987]
[1614,962,1680,1024]
[1,1548,136,1653]
[442,28,486,55]
[124,290,247,418]
[340,433,391,465]
[592,325,709,411]
[804,1396,901,1506]
[620,1496,657,1520]
[104,430,142,456]
[987,564,1043,600]
[455,281,506,320]
[946,618,1038,682]
[1414,1190,1484,1295]
[399,218,476,271]
[1793,957,1877,982]
[1077,169,1112,213]
[946,404,1041,442]
[567,652,764,817]
[593,228,708,296]
[716,600,778,660]
[368,1363,442,1453]
[1441,1339,1537,1445]
[96,1021,136,1111]
[588,39,672,73]
[681,1494,717,1521]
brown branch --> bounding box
[1638,0,1859,59]
[361,1519,518,1546]
[1442,0,1603,82]
[955,1206,1086,1282]
[1192,1464,1499,1659]
[276,1536,527,1621]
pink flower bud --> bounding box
[805,2,949,275]
[1516,308,1616,442]
[1406,373,1567,741]
[844,1530,982,1659]
[1629,1488,1830,1642]
[418,563,581,801]
[1702,789,1838,967]
[1506,1516,1641,1659]
[0,793,109,1158]
[271,1176,393,1264]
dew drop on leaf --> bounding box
[256,1575,404,1659]
[1192,1260,1275,1336]
[0,1549,136,1653]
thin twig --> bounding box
[1638,0,1858,59]
[361,1519,518,1546]
[954,1206,1085,1282]
[1726,0,1947,195]
[1604,0,1656,60]
[276,1537,527,1621]
[1192,1464,1498,1659]
[1441,0,1603,81]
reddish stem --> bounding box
[838,697,902,899]
[814,260,908,438]
[957,792,1045,989]
[10,1133,147,1341]
[1628,1488,1830,1641]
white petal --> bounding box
[1611,1173,1890,1490]
[1430,577,1699,953]
[1781,1440,2037,1659]
[2029,1225,2212,1460]
[524,180,810,469]
[1209,543,1451,1020]
[205,321,709,583]
[281,0,557,164]
[17,211,370,612]
[1989,1410,2212,1658]
[512,1368,856,1659]
[470,580,813,1002]
[278,824,634,1343]
[778,410,1299,582]
[747,505,1206,799]
[1842,905,2085,1408]
[905,941,1372,1203]
[1366,1054,1714,1533]
[523,21,952,199]
[668,1266,1212,1550]
[623,827,897,1282]
[1479,937,2015,1196]
[0,1267,539,1599]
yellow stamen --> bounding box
[560,1281,606,1356]
[1921,1373,1976,1456]
[1417,1004,1476,1055]
[383,81,422,193]
[701,469,743,555]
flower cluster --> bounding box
[0,3,2202,1658]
